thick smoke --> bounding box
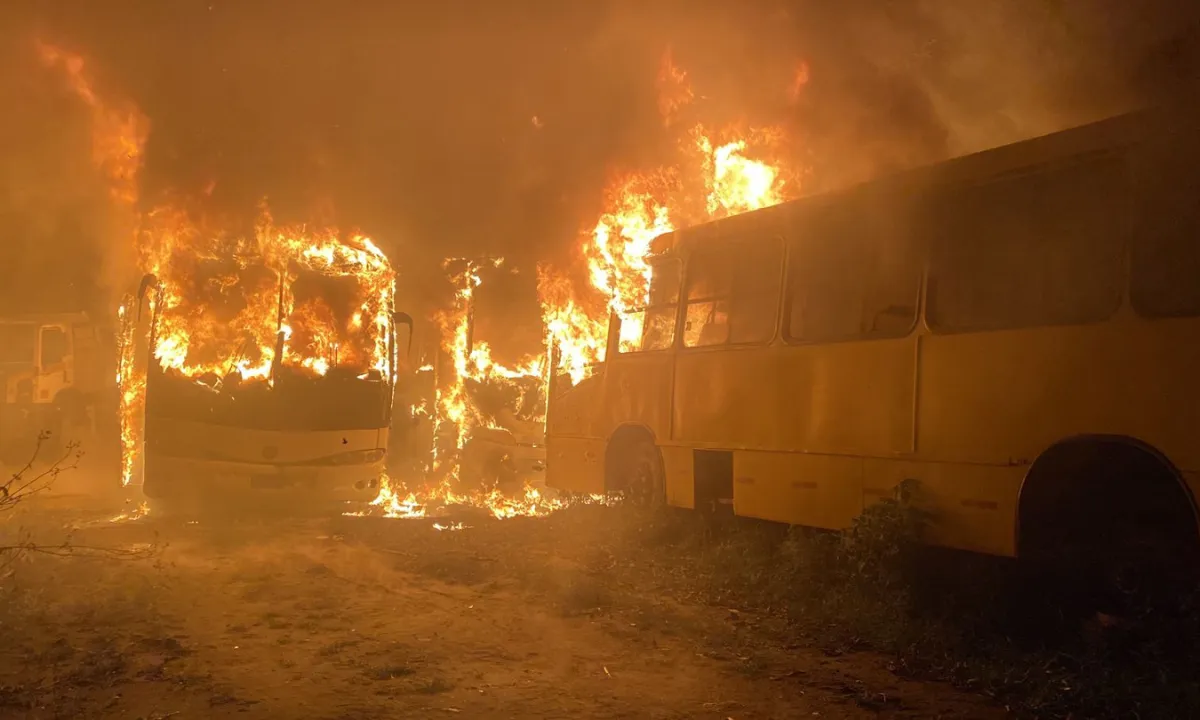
[633,0,1200,192]
[0,28,118,315]
[0,0,1196,335]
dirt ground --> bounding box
[0,490,1008,720]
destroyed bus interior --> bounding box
[128,232,407,507]
[142,267,397,433]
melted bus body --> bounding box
[546,108,1200,561]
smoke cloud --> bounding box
[0,0,1195,340]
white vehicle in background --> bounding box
[0,312,112,465]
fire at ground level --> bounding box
[0,487,1011,720]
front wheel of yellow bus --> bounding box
[605,429,664,508]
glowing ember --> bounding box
[109,500,150,523]
[350,474,606,525]
[432,522,468,532]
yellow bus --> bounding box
[129,264,412,512]
[545,107,1200,574]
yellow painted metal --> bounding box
[545,434,605,495]
[546,110,1200,558]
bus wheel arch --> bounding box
[604,424,664,506]
[1015,434,1199,616]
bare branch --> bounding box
[0,430,157,577]
[0,430,83,511]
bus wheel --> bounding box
[1017,438,1199,638]
[607,431,664,507]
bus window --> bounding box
[683,247,731,348]
[787,209,919,342]
[928,153,1127,333]
[729,240,784,344]
[683,240,782,348]
[619,258,681,353]
[1130,154,1200,318]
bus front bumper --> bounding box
[143,453,384,505]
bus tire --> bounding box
[1016,437,1199,631]
[606,428,664,507]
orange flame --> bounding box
[428,259,546,476]
[657,47,695,127]
[36,42,147,207]
[137,205,395,383]
[539,54,798,385]
[42,44,396,486]
[356,473,600,522]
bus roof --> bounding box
[655,109,1152,255]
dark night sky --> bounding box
[0,0,1196,332]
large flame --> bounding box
[42,41,798,523]
[41,44,396,487]
[430,258,545,470]
[540,52,798,384]
[36,42,147,208]
[113,208,397,486]
[137,205,395,383]
[381,51,800,522]
[351,258,570,523]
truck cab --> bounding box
[0,313,109,463]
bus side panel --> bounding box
[545,435,605,495]
[733,450,862,529]
[146,418,386,463]
[918,320,1200,472]
[546,374,605,439]
[660,444,694,509]
[673,347,780,447]
[773,338,915,457]
[601,353,674,441]
[862,458,1022,557]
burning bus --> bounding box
[402,258,548,492]
[118,212,411,511]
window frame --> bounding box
[615,256,684,356]
[924,153,1128,336]
[781,212,922,347]
[679,235,786,352]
